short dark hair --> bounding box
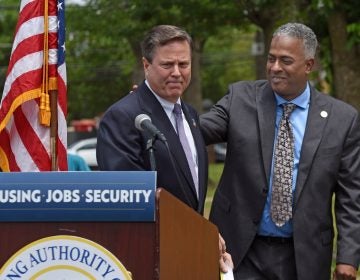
[141,25,192,63]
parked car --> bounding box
[214,143,227,163]
[67,137,227,168]
[67,137,97,170]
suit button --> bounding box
[262,187,268,194]
[253,220,260,225]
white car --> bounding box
[214,143,227,162]
[67,138,97,170]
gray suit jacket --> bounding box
[200,80,360,279]
[97,81,208,213]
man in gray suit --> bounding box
[201,23,360,279]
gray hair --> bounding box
[273,23,318,59]
[141,25,192,63]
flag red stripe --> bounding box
[14,108,51,171]
[9,69,42,95]
[57,137,67,170]
[6,33,57,77]
[57,77,67,114]
[0,0,68,172]
[0,69,42,121]
[48,0,57,15]
[6,34,43,76]
[0,129,21,171]
[15,1,43,35]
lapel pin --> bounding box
[320,111,328,118]
[192,119,197,128]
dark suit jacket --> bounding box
[97,81,208,214]
[200,80,360,279]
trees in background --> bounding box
[1,0,359,120]
[236,0,300,79]
[236,0,360,110]
[0,0,19,89]
[67,0,247,113]
[307,0,359,109]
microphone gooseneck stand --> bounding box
[146,136,157,171]
[146,134,192,208]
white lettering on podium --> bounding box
[0,190,41,203]
[85,189,152,203]
[45,189,80,203]
[0,189,153,205]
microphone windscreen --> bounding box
[134,114,151,131]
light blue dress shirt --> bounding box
[258,83,310,237]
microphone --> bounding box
[135,114,167,142]
[134,114,192,207]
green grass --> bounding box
[204,163,224,218]
[205,163,360,278]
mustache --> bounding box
[270,75,286,79]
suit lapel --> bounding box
[182,104,204,205]
[256,83,331,211]
[137,84,199,203]
[137,83,175,138]
[163,121,197,199]
[293,89,331,208]
[257,83,277,185]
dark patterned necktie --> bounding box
[173,104,199,197]
[271,103,296,227]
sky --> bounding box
[67,0,87,6]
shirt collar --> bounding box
[145,80,181,112]
[274,82,310,109]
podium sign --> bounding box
[0,171,156,222]
[0,172,219,279]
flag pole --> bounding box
[50,89,58,171]
[42,0,58,171]
[0,0,67,171]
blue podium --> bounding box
[0,172,219,279]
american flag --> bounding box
[0,0,67,171]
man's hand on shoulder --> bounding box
[130,84,138,93]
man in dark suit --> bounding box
[96,25,207,213]
[201,23,360,279]
[97,25,233,273]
